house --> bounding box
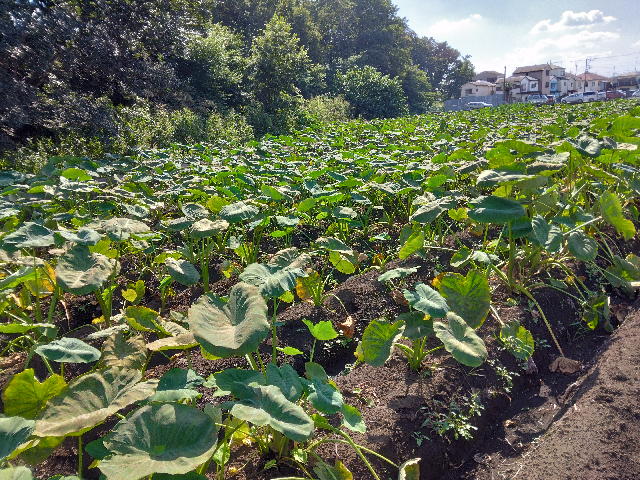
[513,63,566,95]
[474,71,503,83]
[579,72,609,92]
[611,72,640,93]
[460,80,496,98]
[565,73,581,93]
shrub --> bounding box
[303,95,352,124]
[336,66,409,119]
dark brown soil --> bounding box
[449,300,640,480]
[7,250,640,480]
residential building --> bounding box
[460,80,496,97]
[474,71,503,83]
[579,72,609,92]
[512,64,566,95]
[611,72,640,93]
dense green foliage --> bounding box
[0,0,475,163]
[0,100,639,479]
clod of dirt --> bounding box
[549,356,581,374]
[339,315,355,338]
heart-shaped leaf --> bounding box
[568,230,598,261]
[188,283,269,358]
[98,403,218,480]
[397,311,434,340]
[410,197,455,224]
[531,216,562,253]
[600,191,635,241]
[230,384,314,442]
[36,337,100,364]
[165,258,200,286]
[239,248,308,298]
[307,379,343,415]
[0,467,33,480]
[377,267,420,283]
[434,312,487,367]
[0,417,35,461]
[357,320,405,367]
[190,219,229,239]
[468,196,525,224]
[101,333,147,370]
[265,364,304,402]
[55,246,115,295]
[219,202,259,223]
[438,270,490,329]
[35,369,158,437]
[403,283,449,318]
[150,369,204,403]
[3,223,55,249]
[2,369,66,419]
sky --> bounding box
[393,0,640,77]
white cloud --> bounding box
[633,40,640,48]
[424,14,483,39]
[531,10,616,34]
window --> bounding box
[465,89,473,95]
[545,82,549,88]
[591,81,595,87]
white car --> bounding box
[582,91,598,102]
[465,102,492,110]
[525,94,547,105]
[597,91,607,101]
[632,90,640,98]
[561,93,583,104]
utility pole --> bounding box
[503,65,507,104]
[583,57,591,92]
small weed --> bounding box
[488,359,518,393]
[421,392,484,441]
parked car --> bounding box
[632,90,640,98]
[525,94,547,105]
[597,91,607,101]
[606,90,626,100]
[545,95,556,105]
[465,102,492,110]
[561,93,583,104]
[582,91,598,102]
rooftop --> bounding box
[513,63,563,74]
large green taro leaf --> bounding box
[165,258,200,286]
[0,417,35,461]
[600,191,635,241]
[410,197,456,224]
[476,169,535,187]
[219,201,259,223]
[468,196,525,224]
[398,312,434,340]
[531,216,562,253]
[55,246,115,295]
[265,364,304,402]
[377,267,420,283]
[56,228,101,246]
[0,467,33,480]
[230,384,314,442]
[568,230,598,261]
[403,283,449,318]
[2,223,55,249]
[101,333,147,370]
[96,218,150,241]
[357,320,405,367]
[35,337,100,364]
[434,312,487,367]
[150,369,203,403]
[438,270,490,329]
[2,369,66,419]
[188,283,269,358]
[239,248,308,298]
[307,379,343,415]
[98,403,218,480]
[190,219,229,239]
[35,369,158,437]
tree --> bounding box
[410,35,475,99]
[247,14,316,135]
[399,64,434,114]
[336,66,408,119]
[185,23,247,107]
